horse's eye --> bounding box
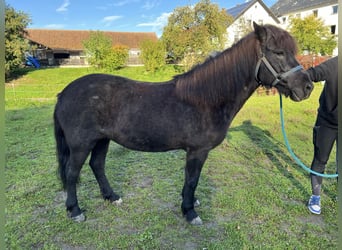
[274,50,284,56]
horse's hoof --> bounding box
[71,213,86,222]
[112,197,123,205]
[194,199,200,207]
[190,216,203,225]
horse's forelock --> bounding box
[265,25,298,54]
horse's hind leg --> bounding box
[89,139,122,204]
[181,149,209,225]
[65,149,90,222]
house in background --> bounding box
[271,0,338,55]
[225,0,279,48]
[25,29,158,66]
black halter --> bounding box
[255,54,303,87]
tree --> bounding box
[5,4,31,77]
[162,0,232,69]
[83,32,129,70]
[82,31,113,69]
[140,39,165,72]
[289,15,336,55]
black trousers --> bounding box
[310,117,338,196]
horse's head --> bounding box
[253,22,313,102]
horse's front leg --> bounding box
[181,149,209,225]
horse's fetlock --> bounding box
[184,209,199,223]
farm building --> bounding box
[225,0,280,47]
[25,29,158,66]
[271,0,338,55]
[226,0,336,66]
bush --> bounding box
[103,45,129,71]
[83,32,129,70]
[140,40,165,72]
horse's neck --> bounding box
[223,36,260,104]
[220,36,261,121]
[175,33,260,108]
[227,80,259,118]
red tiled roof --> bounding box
[25,29,158,51]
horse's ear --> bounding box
[253,21,267,43]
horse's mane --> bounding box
[174,25,298,107]
[174,32,259,107]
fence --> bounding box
[296,55,331,70]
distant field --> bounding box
[5,66,337,249]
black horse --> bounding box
[54,22,313,224]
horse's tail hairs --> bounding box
[54,110,70,190]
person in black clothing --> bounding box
[306,56,338,214]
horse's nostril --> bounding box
[306,83,313,91]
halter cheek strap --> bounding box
[255,55,303,87]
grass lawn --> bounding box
[5,66,337,249]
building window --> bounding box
[54,53,70,59]
[234,34,239,43]
[332,5,338,14]
[331,25,336,34]
[313,10,318,17]
[282,17,286,24]
[295,13,301,18]
[246,19,252,28]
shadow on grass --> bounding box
[231,120,338,201]
[228,120,311,200]
[6,67,38,82]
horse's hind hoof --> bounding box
[71,213,86,223]
[190,216,203,225]
[194,199,200,207]
[112,197,123,205]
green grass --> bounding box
[5,66,337,249]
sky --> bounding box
[6,0,278,37]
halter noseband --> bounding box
[255,54,303,87]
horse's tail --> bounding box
[54,107,69,190]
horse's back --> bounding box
[56,74,123,125]
[57,74,134,102]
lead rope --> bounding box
[279,94,338,178]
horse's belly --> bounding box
[108,126,181,152]
[113,135,178,152]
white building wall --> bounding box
[277,3,338,55]
[226,2,279,48]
